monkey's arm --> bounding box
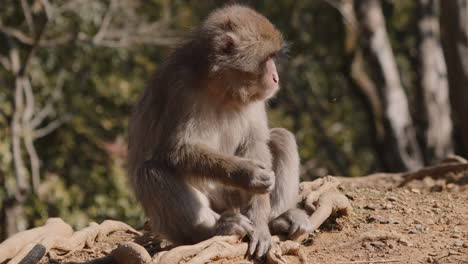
[154,143,274,193]
[240,139,274,258]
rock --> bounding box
[382,203,394,210]
[398,238,413,247]
[411,188,421,194]
[364,204,378,210]
[407,228,421,234]
[454,241,464,247]
[370,241,386,248]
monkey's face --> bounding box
[202,5,284,104]
[260,56,280,100]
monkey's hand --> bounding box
[234,159,275,194]
[270,208,312,240]
[248,223,272,259]
[215,212,254,237]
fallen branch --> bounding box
[300,176,352,232]
[398,162,468,187]
[0,218,72,263]
[7,220,141,264]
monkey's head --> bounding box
[198,5,285,104]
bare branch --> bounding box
[30,71,66,129]
[93,0,117,44]
[30,104,52,129]
[322,0,357,26]
[0,25,34,44]
[34,114,70,139]
[23,129,41,194]
[0,55,11,71]
[39,0,54,20]
[12,78,29,193]
[20,0,35,34]
[22,78,35,122]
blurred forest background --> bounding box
[1,0,467,240]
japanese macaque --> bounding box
[128,5,311,259]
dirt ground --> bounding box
[43,171,467,264]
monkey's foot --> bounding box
[297,176,352,239]
[0,219,141,264]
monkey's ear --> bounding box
[214,32,238,55]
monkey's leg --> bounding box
[268,128,312,239]
[135,162,253,245]
[134,163,219,244]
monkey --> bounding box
[128,5,312,259]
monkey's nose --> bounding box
[273,74,278,83]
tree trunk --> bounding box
[440,0,468,157]
[417,0,454,163]
[355,0,424,171]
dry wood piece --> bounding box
[0,218,72,263]
[299,176,352,232]
[4,220,141,264]
[110,235,306,264]
[399,159,468,187]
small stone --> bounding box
[428,252,438,257]
[427,256,434,263]
[370,241,386,248]
[362,242,374,251]
[454,241,464,247]
[411,188,421,194]
[364,204,378,210]
[407,228,420,234]
[450,234,461,238]
[387,196,398,202]
[413,220,422,224]
[398,238,413,247]
[379,218,390,224]
[382,203,394,210]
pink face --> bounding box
[260,57,279,99]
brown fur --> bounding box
[128,5,310,258]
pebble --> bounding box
[370,241,386,248]
[411,188,421,194]
[387,196,398,202]
[454,240,464,247]
[382,203,393,210]
[364,204,378,210]
[398,238,413,247]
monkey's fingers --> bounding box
[248,234,259,257]
[255,240,271,260]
